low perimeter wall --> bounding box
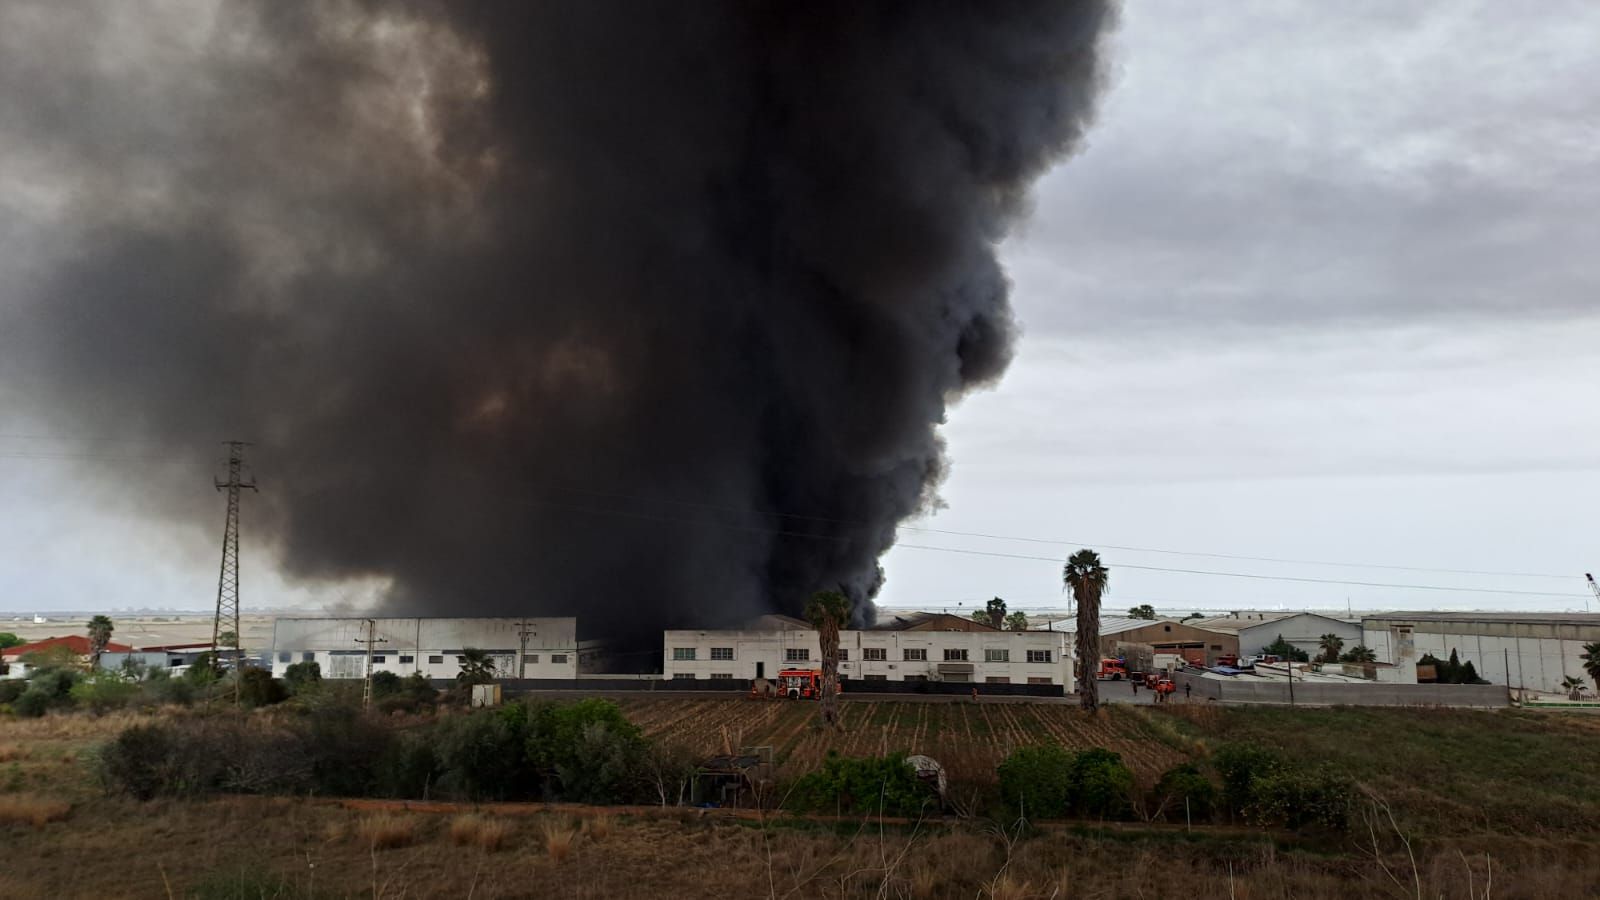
[1171,672,1508,708]
[432,677,1065,698]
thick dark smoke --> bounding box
[0,1,1116,641]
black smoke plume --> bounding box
[0,1,1116,641]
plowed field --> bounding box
[613,697,1187,785]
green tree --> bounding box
[1338,644,1377,664]
[1127,604,1156,620]
[1063,549,1109,711]
[1581,642,1600,693]
[1005,611,1030,632]
[1561,675,1587,700]
[456,648,496,686]
[0,633,22,650]
[283,660,322,693]
[1261,635,1310,663]
[86,615,115,669]
[1317,633,1344,663]
[985,597,1007,630]
[998,744,1075,818]
[805,590,851,730]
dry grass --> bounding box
[356,813,418,850]
[540,816,579,862]
[449,814,513,852]
[0,743,26,763]
[0,794,71,828]
[582,812,612,841]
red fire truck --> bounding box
[776,669,841,701]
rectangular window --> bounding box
[302,652,315,662]
[863,648,887,661]
[673,647,696,661]
[526,654,540,664]
[1027,650,1053,664]
[864,674,889,681]
[943,649,969,662]
[1210,644,1223,651]
[673,672,696,680]
[709,673,733,680]
[398,655,414,665]
[785,648,810,662]
[277,652,291,663]
[837,649,848,661]
[985,649,1010,663]
[428,655,444,665]
[903,648,927,662]
[986,676,1011,684]
[710,647,734,661]
[371,655,386,664]
[1027,677,1052,685]
[551,654,567,664]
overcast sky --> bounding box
[3,1,1598,615]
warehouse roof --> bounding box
[1185,612,1357,633]
[1362,611,1600,627]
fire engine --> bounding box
[775,669,841,701]
[1096,658,1127,680]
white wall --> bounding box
[269,617,580,680]
[1238,615,1361,657]
[1363,623,1592,694]
[662,628,1074,689]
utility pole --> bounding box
[515,620,538,680]
[356,618,388,710]
[211,440,257,706]
[1585,573,1598,615]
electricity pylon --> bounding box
[211,440,257,704]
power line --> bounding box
[889,544,1589,599]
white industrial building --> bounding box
[269,617,586,681]
[1185,612,1362,659]
[1363,612,1600,695]
[662,614,1075,688]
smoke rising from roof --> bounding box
[0,1,1116,640]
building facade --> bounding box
[661,625,1074,688]
[1187,612,1361,659]
[1362,612,1600,695]
[269,617,582,681]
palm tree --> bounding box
[1063,549,1109,712]
[1317,633,1344,663]
[805,590,851,730]
[1560,675,1586,701]
[1340,644,1377,664]
[456,647,496,685]
[1005,611,1030,632]
[86,615,115,670]
[985,597,1007,630]
[1582,643,1600,694]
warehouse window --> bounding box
[302,652,315,662]
[673,673,696,680]
[863,648,887,661]
[1027,650,1052,664]
[672,647,696,661]
[709,673,733,680]
[944,649,968,662]
[371,655,386,664]
[551,654,567,664]
[903,648,927,662]
[278,652,290,663]
[1210,645,1223,651]
[986,676,1011,684]
[399,655,414,665]
[985,649,1009,663]
[785,648,810,662]
[428,655,444,665]
[864,674,888,681]
[1027,677,1052,685]
[710,647,734,660]
[837,650,849,661]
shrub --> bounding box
[357,814,417,850]
[300,707,394,797]
[434,706,532,801]
[142,668,196,706]
[283,661,321,694]
[1243,767,1355,831]
[1066,748,1135,819]
[13,668,79,718]
[69,673,141,715]
[375,733,439,799]
[375,673,437,714]
[787,752,934,817]
[1152,763,1216,822]
[0,679,29,705]
[997,744,1075,818]
[1212,743,1283,814]
[524,699,648,803]
[99,722,219,799]
[236,668,288,708]
[370,670,403,698]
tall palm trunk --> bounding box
[1075,585,1101,711]
[818,617,840,729]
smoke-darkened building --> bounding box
[269,617,595,681]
